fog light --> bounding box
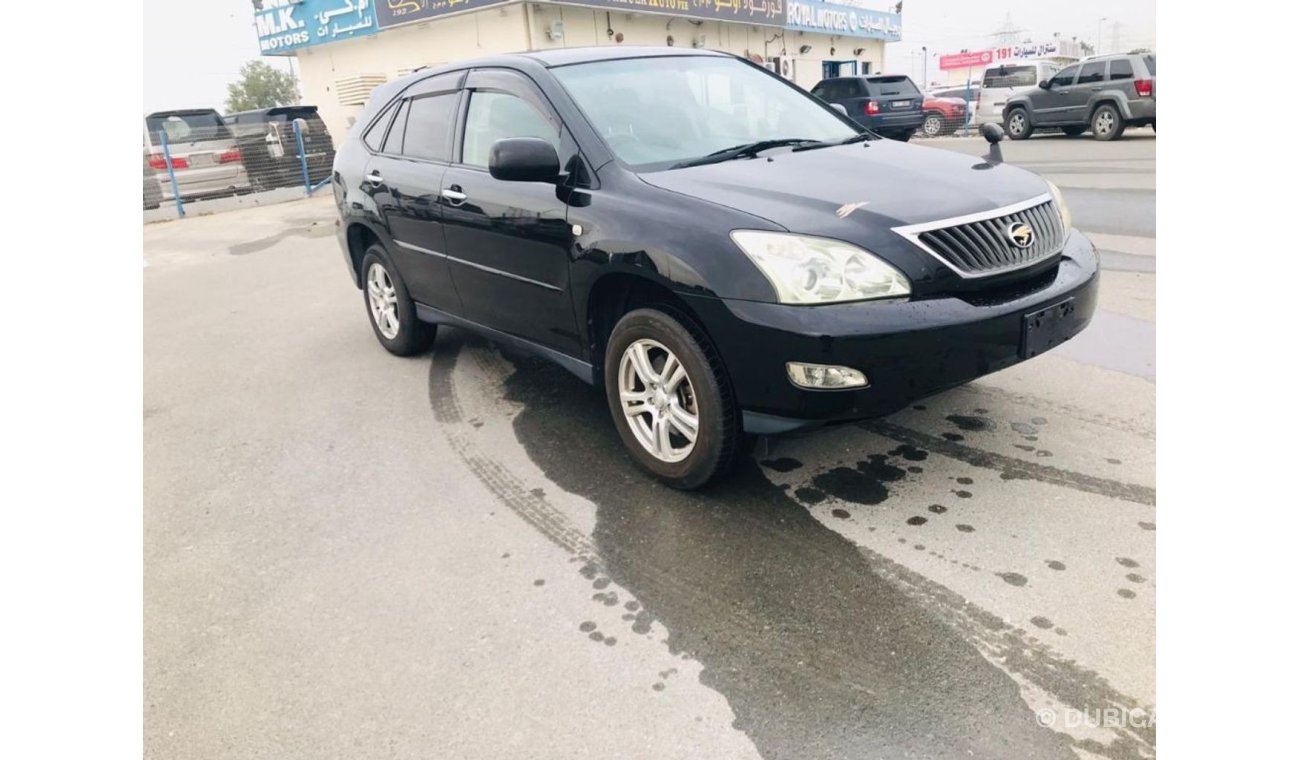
[786,362,868,389]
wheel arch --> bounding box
[1088,97,1126,122]
[344,221,384,288]
[583,271,715,387]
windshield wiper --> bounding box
[791,132,876,153]
[670,138,823,169]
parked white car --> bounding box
[143,109,251,201]
[972,61,1062,126]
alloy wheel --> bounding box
[1095,110,1115,136]
[1008,112,1026,136]
[923,115,943,137]
[618,339,699,463]
[367,262,400,340]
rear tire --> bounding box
[604,307,740,490]
[361,246,436,356]
[1090,104,1125,141]
[1005,108,1033,140]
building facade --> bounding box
[253,0,904,140]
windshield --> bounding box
[553,56,857,171]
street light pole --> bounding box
[1097,17,1107,56]
[922,45,928,87]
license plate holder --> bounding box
[1021,298,1077,359]
[892,100,912,109]
[188,153,215,167]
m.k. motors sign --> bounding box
[254,0,378,55]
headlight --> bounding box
[1045,180,1073,232]
[729,231,910,304]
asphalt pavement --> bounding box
[144,133,1156,760]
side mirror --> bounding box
[981,123,1005,143]
[489,137,560,183]
[1038,80,1050,90]
[829,103,848,116]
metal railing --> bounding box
[144,119,334,218]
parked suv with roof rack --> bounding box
[1003,54,1156,141]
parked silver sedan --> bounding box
[144,109,251,201]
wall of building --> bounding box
[294,1,888,141]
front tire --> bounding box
[921,113,945,137]
[604,307,740,490]
[361,246,436,356]
[1005,108,1033,140]
[1091,104,1125,141]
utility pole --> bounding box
[922,45,927,88]
[1096,17,1107,56]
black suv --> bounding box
[811,75,925,141]
[227,105,336,189]
[1003,54,1156,141]
[333,47,1097,488]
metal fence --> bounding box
[143,117,334,218]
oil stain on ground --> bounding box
[485,350,1077,760]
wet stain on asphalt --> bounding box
[760,457,804,473]
[888,444,929,462]
[483,349,1078,760]
[906,516,927,526]
[806,455,907,506]
[1046,560,1067,571]
[956,524,975,533]
[946,414,995,432]
[794,487,826,504]
[1117,557,1140,569]
[830,508,851,520]
[941,432,965,442]
[1117,589,1136,600]
[927,504,948,514]
[427,336,1154,760]
[1137,521,1155,531]
[998,572,1030,587]
[1030,616,1054,629]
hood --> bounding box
[639,139,1050,245]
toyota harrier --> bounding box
[332,47,1098,489]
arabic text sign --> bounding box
[938,50,992,71]
[783,0,901,41]
[553,0,786,28]
[376,0,512,29]
[256,0,378,55]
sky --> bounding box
[142,0,1156,113]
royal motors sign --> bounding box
[556,0,785,27]
[784,0,901,41]
[254,0,378,54]
[376,0,512,29]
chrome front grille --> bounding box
[896,195,1066,278]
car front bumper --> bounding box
[682,230,1100,434]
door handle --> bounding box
[441,187,467,204]
[365,171,382,184]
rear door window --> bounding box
[401,93,460,162]
[1076,62,1105,85]
[1108,59,1134,81]
[982,66,1037,89]
[382,100,411,154]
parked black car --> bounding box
[1003,54,1157,141]
[811,74,926,141]
[333,47,1097,489]
[227,106,336,189]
